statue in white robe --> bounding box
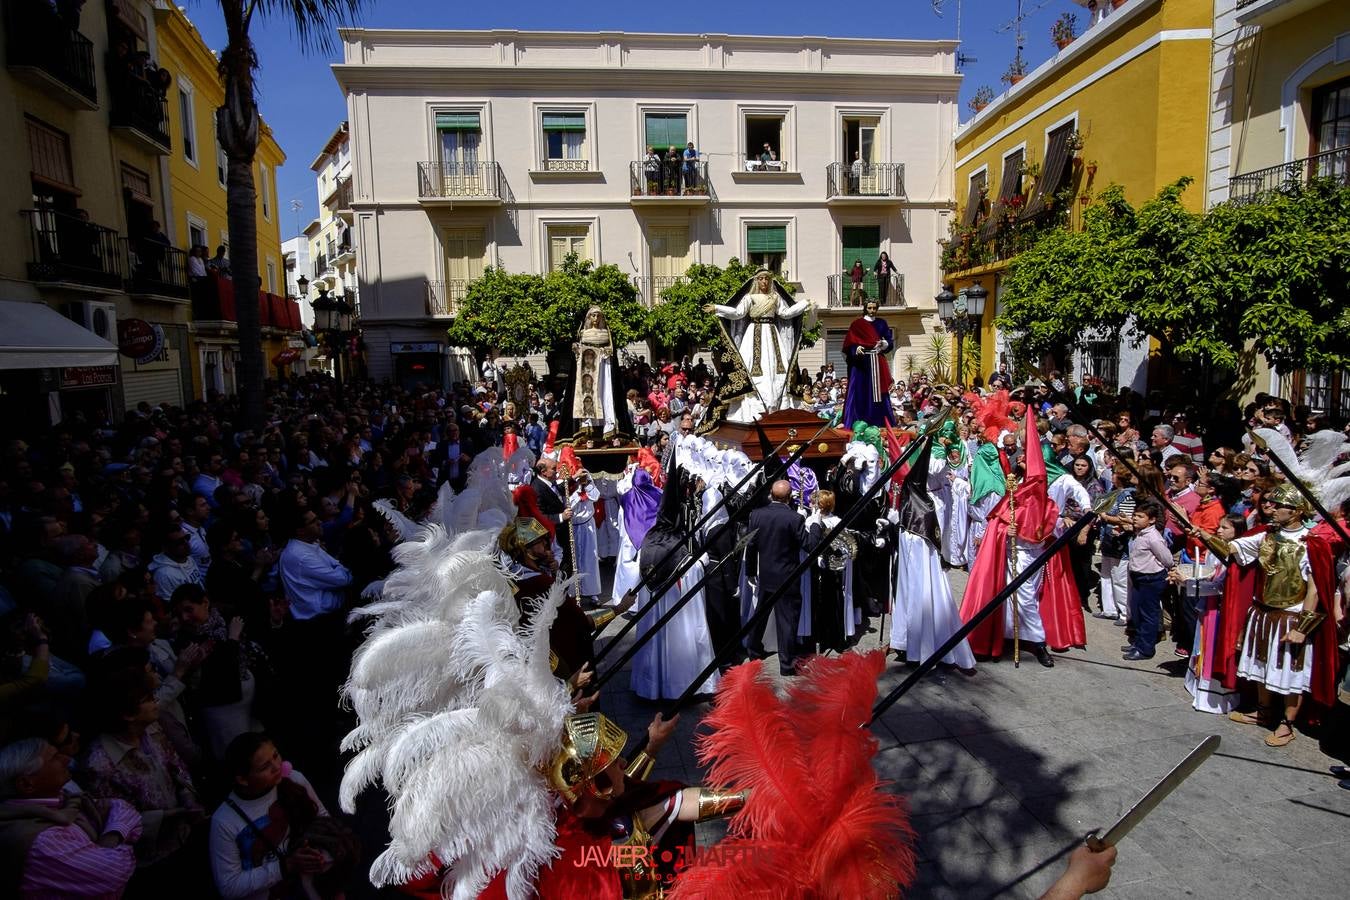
[705,270,810,423]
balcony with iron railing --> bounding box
[323,176,354,219]
[122,238,188,300]
[630,275,686,306]
[1227,146,1350,205]
[539,157,592,173]
[107,58,171,154]
[826,162,905,202]
[5,0,97,109]
[942,205,1072,276]
[311,254,329,279]
[416,161,505,204]
[426,280,468,317]
[825,273,906,310]
[22,209,124,289]
[629,160,711,203]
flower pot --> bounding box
[1055,37,1073,50]
[1086,164,1098,178]
[973,101,989,113]
[1009,74,1025,85]
[1111,0,1127,8]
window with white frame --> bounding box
[186,214,207,251]
[178,82,197,166]
[213,118,226,187]
[265,258,277,293]
[540,110,588,171]
[546,223,592,272]
[259,163,271,221]
[745,223,788,274]
[742,111,789,171]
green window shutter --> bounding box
[841,226,881,270]
[644,114,688,150]
[542,113,586,132]
[435,112,481,131]
[746,225,787,254]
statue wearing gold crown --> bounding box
[1193,481,1338,748]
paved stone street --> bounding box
[596,567,1348,899]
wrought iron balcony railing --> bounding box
[629,160,710,197]
[5,0,97,106]
[1228,146,1350,205]
[123,237,188,299]
[23,208,123,288]
[107,60,171,152]
[417,161,505,200]
[826,162,905,199]
[426,280,468,317]
[540,158,591,172]
[825,273,906,309]
[630,275,686,306]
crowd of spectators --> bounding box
[0,354,1346,895]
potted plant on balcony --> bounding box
[1002,58,1028,87]
[969,85,995,114]
[1051,13,1077,50]
[1111,0,1128,9]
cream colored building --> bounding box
[332,29,960,388]
[1208,0,1350,411]
[309,121,357,305]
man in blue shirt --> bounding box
[682,142,699,193]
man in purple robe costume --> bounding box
[841,299,896,428]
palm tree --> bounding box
[214,0,364,426]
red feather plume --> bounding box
[670,651,916,900]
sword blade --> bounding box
[1087,735,1219,849]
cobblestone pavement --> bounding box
[595,565,1348,899]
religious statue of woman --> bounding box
[704,269,809,423]
[565,306,632,445]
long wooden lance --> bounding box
[591,422,831,666]
[1246,428,1350,547]
[590,527,759,692]
[624,414,954,754]
[867,489,1120,727]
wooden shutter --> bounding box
[549,225,589,271]
[444,228,487,282]
[121,164,152,205]
[644,114,688,151]
[746,225,786,254]
[649,226,690,278]
[962,171,987,227]
[841,226,881,271]
[1023,126,1074,218]
[27,118,76,192]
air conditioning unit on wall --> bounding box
[64,300,118,342]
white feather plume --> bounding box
[1253,426,1350,509]
[341,450,572,899]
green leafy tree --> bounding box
[445,256,645,357]
[997,176,1350,377]
[214,0,366,427]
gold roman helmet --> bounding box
[1268,481,1310,514]
[514,516,550,546]
[547,712,629,805]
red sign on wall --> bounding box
[60,366,118,389]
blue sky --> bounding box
[183,0,1088,241]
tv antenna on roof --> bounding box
[932,0,977,71]
[996,0,1055,72]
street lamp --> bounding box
[310,286,356,399]
[935,282,987,387]
[296,274,309,299]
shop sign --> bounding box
[390,342,443,354]
[60,366,118,389]
[117,319,165,364]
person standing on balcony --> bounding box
[207,246,231,279]
[849,259,866,306]
[664,147,681,195]
[644,146,662,195]
[682,141,700,194]
[873,251,897,306]
[850,150,864,194]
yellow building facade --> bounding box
[155,3,292,401]
[947,0,1212,390]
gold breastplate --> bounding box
[1257,531,1307,610]
[610,810,664,899]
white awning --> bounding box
[0,301,118,371]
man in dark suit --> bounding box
[745,480,808,676]
[531,458,573,573]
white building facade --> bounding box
[334,29,960,389]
